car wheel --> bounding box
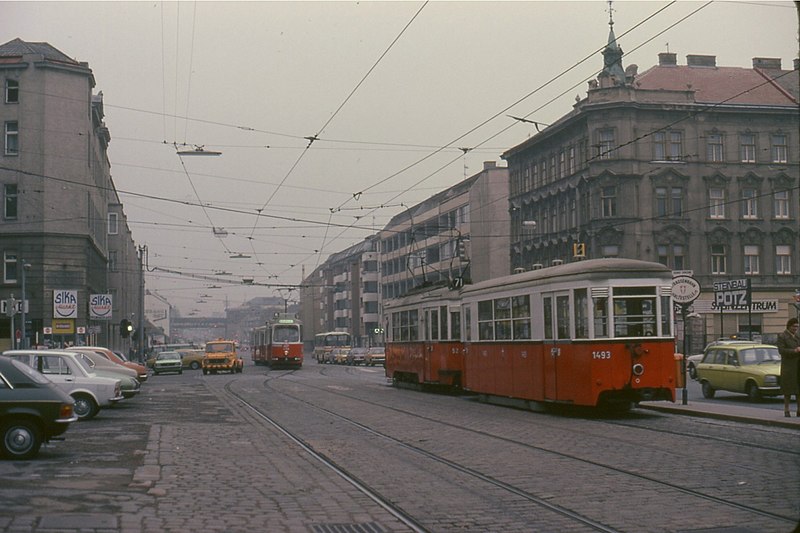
[1,419,43,460]
[687,364,697,380]
[179,370,183,375]
[190,361,200,370]
[72,394,99,420]
[701,381,715,399]
[202,369,208,375]
[746,382,760,402]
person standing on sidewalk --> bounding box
[776,317,800,417]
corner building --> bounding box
[503,24,799,347]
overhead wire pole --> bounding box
[138,245,147,362]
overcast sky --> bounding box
[3,1,798,316]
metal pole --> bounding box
[681,304,688,405]
[21,261,27,349]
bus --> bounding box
[313,331,352,364]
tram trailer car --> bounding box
[384,284,465,389]
[252,315,303,368]
[385,258,678,410]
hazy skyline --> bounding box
[3,1,798,315]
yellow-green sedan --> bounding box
[695,343,781,401]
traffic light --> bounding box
[120,319,133,338]
[573,242,586,258]
[458,239,468,260]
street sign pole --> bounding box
[672,276,701,406]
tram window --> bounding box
[574,288,589,339]
[440,306,448,340]
[512,295,531,340]
[478,300,494,340]
[594,296,609,338]
[660,295,671,335]
[450,310,461,341]
[409,310,419,341]
[543,297,553,340]
[429,308,439,340]
[612,289,657,337]
[496,320,512,340]
[556,295,570,339]
[462,305,471,341]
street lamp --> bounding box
[20,259,30,349]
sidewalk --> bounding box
[640,400,800,429]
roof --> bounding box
[634,64,798,106]
[0,37,80,66]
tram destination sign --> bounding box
[672,275,701,304]
[713,278,751,310]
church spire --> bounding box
[599,0,626,86]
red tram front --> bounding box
[385,258,678,410]
[252,314,303,368]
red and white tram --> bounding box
[384,258,678,409]
[251,314,304,368]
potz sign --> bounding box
[713,279,751,309]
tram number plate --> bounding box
[592,351,612,360]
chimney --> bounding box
[752,57,782,70]
[483,161,497,170]
[686,55,716,68]
[658,52,677,66]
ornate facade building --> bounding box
[503,21,799,344]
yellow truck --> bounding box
[201,339,244,375]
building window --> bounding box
[532,162,539,188]
[742,188,758,219]
[4,79,18,104]
[107,212,119,235]
[709,188,725,219]
[3,252,17,284]
[657,244,684,270]
[549,154,556,180]
[601,186,617,217]
[707,133,723,162]
[4,184,17,220]
[567,146,576,175]
[771,134,788,163]
[776,245,791,275]
[711,244,727,274]
[559,151,566,178]
[540,159,547,182]
[656,187,683,217]
[598,129,615,160]
[773,190,789,219]
[108,250,118,272]
[744,245,760,275]
[740,133,756,163]
[653,131,683,161]
[4,121,18,155]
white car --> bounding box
[3,350,124,420]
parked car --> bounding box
[67,348,139,380]
[69,346,148,382]
[687,340,761,380]
[153,351,183,375]
[0,356,78,459]
[176,349,204,370]
[332,348,351,365]
[3,350,124,420]
[347,347,368,366]
[365,347,385,367]
[69,351,141,399]
[695,343,782,401]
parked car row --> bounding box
[0,342,174,460]
[318,347,385,367]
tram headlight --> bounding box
[632,363,644,376]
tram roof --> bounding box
[463,258,672,296]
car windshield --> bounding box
[739,348,780,365]
[158,352,180,360]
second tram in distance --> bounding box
[384,258,678,410]
[251,314,304,368]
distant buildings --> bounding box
[0,38,142,351]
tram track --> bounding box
[223,374,625,533]
[238,367,798,529]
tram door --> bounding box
[542,293,572,402]
[424,306,441,383]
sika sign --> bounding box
[89,294,113,320]
[53,290,78,319]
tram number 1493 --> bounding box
[592,351,612,360]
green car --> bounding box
[695,343,782,401]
